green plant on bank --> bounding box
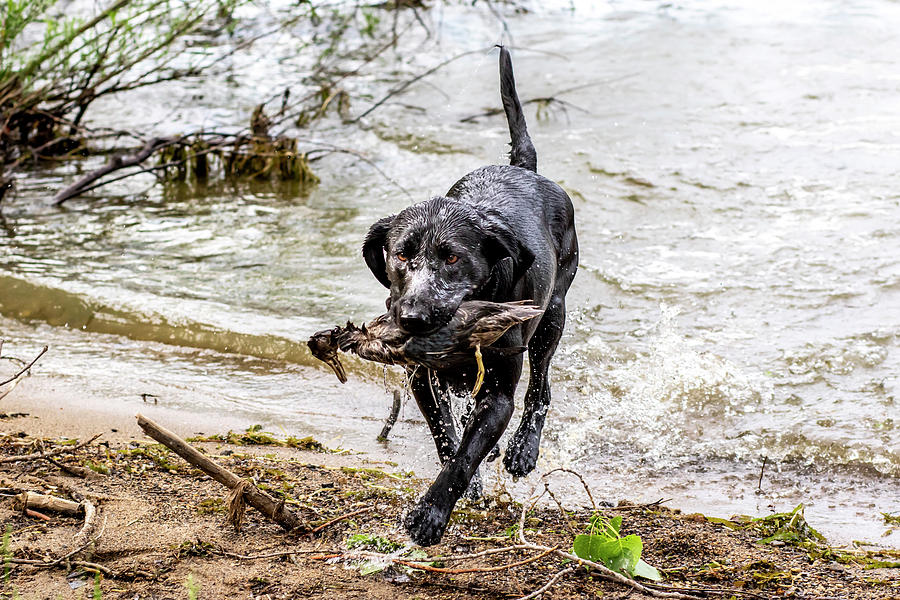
[120,443,182,472]
[1,0,245,163]
[571,514,662,581]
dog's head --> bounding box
[363,197,533,335]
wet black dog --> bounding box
[362,46,578,546]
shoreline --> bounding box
[3,374,899,553]
[2,403,899,599]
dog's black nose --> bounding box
[398,312,433,335]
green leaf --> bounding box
[573,534,604,562]
[619,534,643,573]
[634,559,663,581]
[608,516,622,536]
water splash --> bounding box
[545,304,773,472]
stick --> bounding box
[24,508,51,521]
[43,456,105,479]
[135,414,302,531]
[395,546,556,574]
[377,390,402,441]
[516,565,575,600]
[756,456,768,493]
[52,137,178,205]
[0,433,102,464]
[73,500,98,546]
[350,48,488,123]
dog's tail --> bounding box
[498,45,537,173]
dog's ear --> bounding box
[483,223,535,287]
[362,215,395,288]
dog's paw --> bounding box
[404,499,451,547]
[503,431,540,477]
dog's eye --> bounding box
[446,254,459,264]
[396,252,408,262]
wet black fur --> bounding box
[362,46,578,546]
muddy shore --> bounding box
[2,389,899,600]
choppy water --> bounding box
[2,1,898,544]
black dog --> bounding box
[362,46,578,546]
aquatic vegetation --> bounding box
[751,504,826,546]
[190,425,328,452]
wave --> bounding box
[0,274,367,375]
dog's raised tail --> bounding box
[498,46,537,173]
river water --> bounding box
[2,1,899,544]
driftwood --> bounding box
[52,137,179,205]
[0,433,102,464]
[135,413,302,531]
[14,491,82,515]
[13,491,99,545]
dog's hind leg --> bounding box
[503,293,566,477]
[498,46,537,173]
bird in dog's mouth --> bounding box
[308,300,543,389]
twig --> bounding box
[73,499,98,547]
[350,48,490,123]
[0,345,48,387]
[424,544,532,563]
[217,548,343,561]
[306,145,413,200]
[42,456,105,479]
[756,456,768,493]
[0,433,102,464]
[540,468,597,511]
[6,557,113,576]
[607,499,671,511]
[516,565,575,600]
[395,545,556,574]
[309,506,372,534]
[24,508,51,521]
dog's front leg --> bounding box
[409,367,459,463]
[404,358,520,546]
